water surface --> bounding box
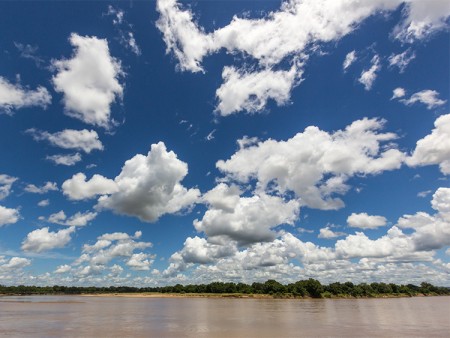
[0,295,448,337]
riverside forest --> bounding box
[1,280,449,298]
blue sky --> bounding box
[0,0,449,286]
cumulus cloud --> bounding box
[156,0,214,73]
[46,153,82,166]
[126,253,153,271]
[397,187,450,251]
[358,55,381,91]
[388,48,416,73]
[393,0,450,42]
[46,210,97,227]
[407,114,450,174]
[334,226,417,260]
[97,142,200,222]
[157,0,402,72]
[318,226,346,239]
[54,264,71,274]
[52,33,124,128]
[0,76,51,114]
[62,173,118,200]
[194,183,300,245]
[24,181,58,194]
[399,89,447,109]
[0,256,31,271]
[37,199,50,207]
[26,128,104,153]
[0,174,17,200]
[62,143,199,222]
[343,50,357,71]
[347,212,387,229]
[215,63,303,116]
[391,87,406,100]
[156,0,450,115]
[217,117,405,210]
[21,226,76,253]
[166,207,444,282]
[73,230,153,276]
[0,205,20,227]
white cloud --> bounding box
[157,0,406,72]
[106,6,141,56]
[180,236,237,265]
[97,142,200,222]
[62,173,118,200]
[407,114,450,174]
[47,210,97,227]
[217,117,405,210]
[0,256,31,271]
[0,76,51,114]
[0,174,17,200]
[347,212,387,229]
[21,226,76,253]
[106,5,124,25]
[126,253,153,271]
[205,129,216,141]
[318,226,346,239]
[156,0,403,114]
[156,0,450,115]
[388,48,415,73]
[194,183,300,245]
[391,87,406,100]
[0,205,20,226]
[343,50,357,71]
[334,226,417,260]
[37,199,50,207]
[358,55,381,91]
[54,264,71,274]
[72,230,152,276]
[142,191,450,284]
[397,187,450,251]
[46,153,82,166]
[165,214,446,283]
[52,33,124,128]
[417,190,432,198]
[24,181,58,194]
[393,0,450,42]
[156,0,214,73]
[237,136,260,150]
[125,32,141,56]
[26,128,104,153]
[215,63,303,116]
[399,89,447,109]
[14,42,44,66]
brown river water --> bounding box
[0,295,448,337]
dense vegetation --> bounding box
[1,280,449,298]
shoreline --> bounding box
[0,292,442,300]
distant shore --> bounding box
[2,280,449,299]
[1,292,443,300]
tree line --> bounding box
[0,279,449,298]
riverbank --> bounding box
[0,291,440,300]
[2,280,448,299]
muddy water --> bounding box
[0,295,448,337]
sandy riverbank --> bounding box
[79,292,273,299]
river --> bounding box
[0,295,448,337]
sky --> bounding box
[0,0,449,287]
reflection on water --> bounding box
[0,296,448,337]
